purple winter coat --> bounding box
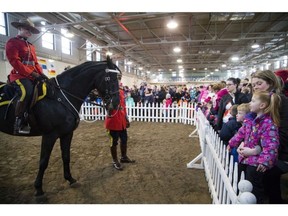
[228,112,279,169]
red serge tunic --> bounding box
[5,35,43,82]
[105,88,127,131]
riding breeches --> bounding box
[107,129,128,147]
[13,78,34,106]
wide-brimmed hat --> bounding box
[11,18,40,34]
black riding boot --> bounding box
[110,145,123,170]
[13,101,30,135]
[120,144,135,163]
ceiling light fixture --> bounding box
[231,56,239,61]
[167,16,178,29]
[251,40,260,49]
[177,59,182,63]
[173,46,181,53]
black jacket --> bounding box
[216,91,250,130]
[278,94,288,162]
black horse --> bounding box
[0,57,120,200]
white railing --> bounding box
[187,110,256,204]
[80,101,196,125]
[79,101,256,204]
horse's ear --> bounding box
[106,55,113,68]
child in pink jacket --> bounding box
[228,91,281,203]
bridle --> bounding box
[52,66,121,118]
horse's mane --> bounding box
[58,61,108,79]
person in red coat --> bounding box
[105,77,135,170]
[5,18,48,134]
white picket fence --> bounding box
[80,101,256,204]
[80,101,196,125]
[187,109,256,204]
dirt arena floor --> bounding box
[0,120,212,204]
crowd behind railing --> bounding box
[83,69,288,204]
[190,69,288,204]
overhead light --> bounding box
[251,43,260,49]
[251,40,260,49]
[176,59,182,63]
[138,67,143,70]
[167,17,178,29]
[222,64,227,68]
[231,56,239,61]
[193,68,196,70]
[173,46,181,53]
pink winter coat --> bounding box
[228,112,279,169]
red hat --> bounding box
[275,70,288,83]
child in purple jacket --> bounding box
[228,91,281,203]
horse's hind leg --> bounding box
[34,134,58,197]
[60,132,78,187]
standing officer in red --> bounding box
[105,74,135,170]
[5,18,48,135]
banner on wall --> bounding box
[38,58,56,76]
[38,59,47,70]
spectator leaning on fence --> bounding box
[228,90,281,204]
[219,104,241,147]
[230,103,251,163]
[216,77,250,131]
[251,70,288,204]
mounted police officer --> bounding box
[5,18,48,135]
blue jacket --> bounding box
[219,116,242,145]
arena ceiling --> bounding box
[7,12,288,80]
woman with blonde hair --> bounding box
[251,70,288,204]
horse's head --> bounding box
[98,56,121,114]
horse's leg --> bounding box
[60,132,78,187]
[34,134,58,197]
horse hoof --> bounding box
[70,181,81,188]
[35,194,47,203]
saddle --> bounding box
[0,81,50,115]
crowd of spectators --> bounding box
[85,69,288,204]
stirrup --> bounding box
[120,156,135,163]
[112,161,123,170]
